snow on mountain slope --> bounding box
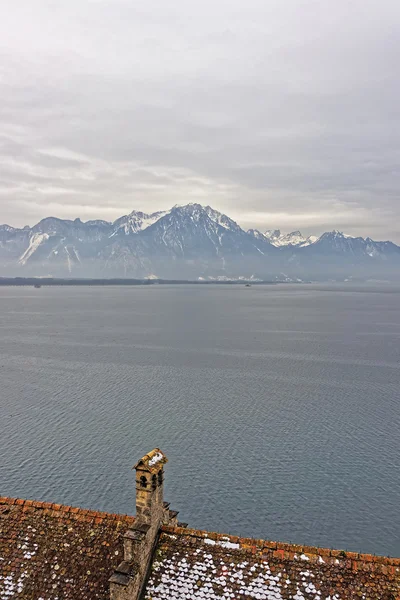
[204,205,242,233]
[140,203,269,259]
[18,233,49,265]
[303,235,318,246]
[264,230,318,247]
[264,229,282,243]
[112,210,169,235]
[247,229,267,240]
[315,231,362,251]
[138,204,233,255]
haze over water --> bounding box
[0,284,399,557]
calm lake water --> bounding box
[0,284,399,556]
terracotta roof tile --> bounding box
[0,497,135,599]
[144,526,400,600]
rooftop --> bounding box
[1,496,399,599]
[0,496,134,599]
[145,526,400,600]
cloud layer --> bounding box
[1,0,399,240]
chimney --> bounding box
[109,448,180,600]
[133,448,167,526]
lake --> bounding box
[0,283,399,557]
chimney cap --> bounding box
[133,448,168,473]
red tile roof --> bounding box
[145,526,400,600]
[2,497,399,600]
[0,496,135,599]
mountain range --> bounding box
[1,203,399,281]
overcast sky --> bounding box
[0,0,399,240]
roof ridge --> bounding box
[162,525,400,567]
[0,496,135,525]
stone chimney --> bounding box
[109,449,180,600]
[134,449,167,525]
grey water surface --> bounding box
[0,283,399,556]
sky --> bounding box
[0,0,399,240]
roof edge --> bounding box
[161,525,400,568]
[0,496,135,525]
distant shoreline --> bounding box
[0,277,285,287]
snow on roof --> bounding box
[133,448,168,472]
[0,496,134,599]
[149,452,164,467]
[144,527,400,600]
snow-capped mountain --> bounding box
[263,229,318,247]
[0,204,399,280]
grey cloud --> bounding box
[0,0,399,241]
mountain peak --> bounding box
[248,228,267,240]
[264,229,315,248]
[33,216,74,235]
[322,230,354,240]
[265,229,281,240]
[172,203,203,212]
[112,209,169,235]
[166,204,242,233]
